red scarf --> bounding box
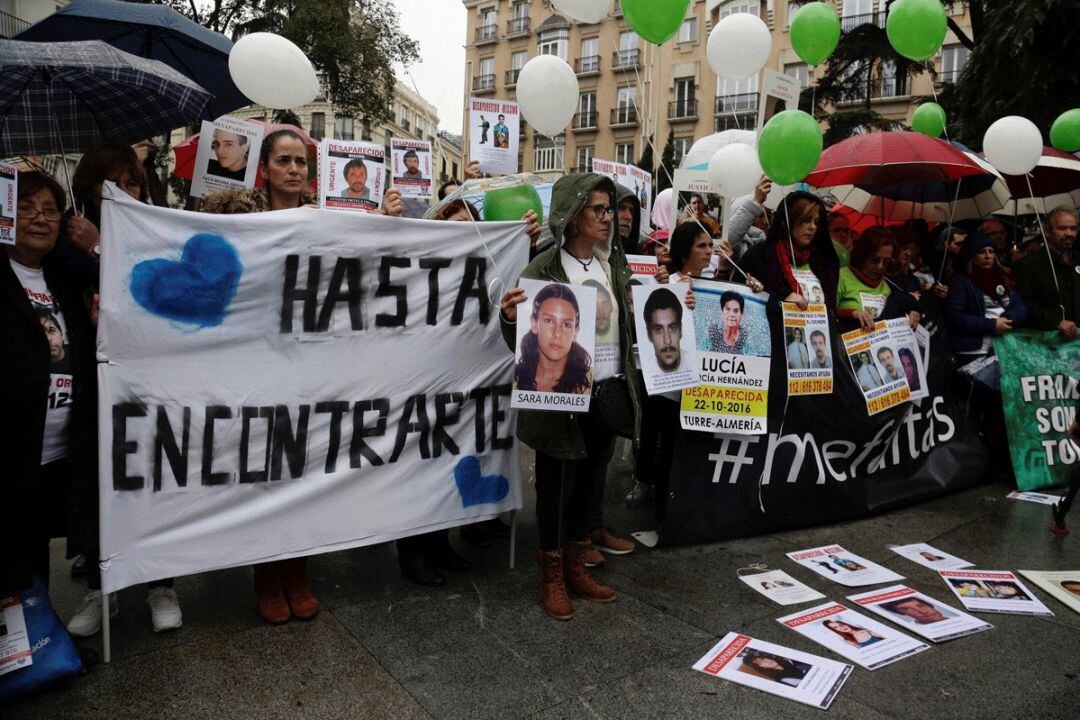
[850,265,883,289]
[970,265,1014,300]
[775,240,814,296]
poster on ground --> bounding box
[390,138,433,199]
[888,543,973,571]
[511,279,596,412]
[632,284,699,396]
[842,321,911,415]
[777,601,929,670]
[939,570,1053,616]
[692,633,851,710]
[783,303,832,396]
[319,139,386,213]
[469,98,519,176]
[0,596,31,677]
[739,570,825,606]
[848,585,993,643]
[1007,490,1064,505]
[994,331,1080,490]
[1018,570,1080,615]
[787,545,904,587]
[189,116,264,198]
[0,161,16,245]
[680,279,770,434]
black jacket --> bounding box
[1013,247,1080,330]
[0,251,98,593]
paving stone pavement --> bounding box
[6,446,1080,719]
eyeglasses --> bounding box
[584,203,613,220]
[17,204,61,222]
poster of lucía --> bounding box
[847,585,992,643]
[0,160,16,245]
[632,284,699,396]
[390,138,433,199]
[469,97,519,176]
[841,321,911,416]
[783,303,833,396]
[189,116,264,198]
[319,139,386,213]
[777,601,929,670]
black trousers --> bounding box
[635,394,680,523]
[30,460,71,588]
[1060,464,1080,519]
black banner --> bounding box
[659,300,987,545]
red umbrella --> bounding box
[832,204,905,234]
[996,146,1080,216]
[806,131,988,188]
[171,121,317,189]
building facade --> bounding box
[462,0,972,177]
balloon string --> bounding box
[929,82,952,146]
[1025,173,1066,323]
[936,177,965,282]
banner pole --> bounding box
[508,509,517,570]
[102,592,112,664]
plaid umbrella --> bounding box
[0,39,211,157]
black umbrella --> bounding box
[16,0,249,119]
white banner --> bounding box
[96,187,527,592]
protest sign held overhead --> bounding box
[842,321,911,416]
[319,139,386,213]
[777,601,929,670]
[889,543,973,571]
[96,187,528,593]
[511,279,596,413]
[0,161,15,245]
[848,585,993,643]
[1018,571,1080,615]
[681,279,770,434]
[469,98,519,176]
[693,633,852,710]
[783,303,832,396]
[739,570,825,606]
[939,570,1053,617]
[189,116,264,198]
[633,284,699,396]
[787,545,904,587]
[390,138,433,199]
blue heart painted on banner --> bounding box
[130,233,242,328]
[454,456,509,507]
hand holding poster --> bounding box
[1018,570,1080,615]
[319,139,386,213]
[693,633,852,710]
[777,601,929,670]
[739,570,825,606]
[632,284,699,396]
[939,570,1053,616]
[469,98,519,176]
[848,585,992,643]
[787,545,904,587]
[189,116,265,198]
[783,303,833,395]
[842,321,911,415]
[0,161,16,245]
[681,279,770,434]
[888,543,972,571]
[390,138,433,199]
[511,279,595,412]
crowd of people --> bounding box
[3,129,1078,638]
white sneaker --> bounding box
[67,590,118,637]
[147,587,182,632]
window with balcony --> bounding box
[508,2,530,34]
[534,137,564,172]
[576,92,597,129]
[718,1,761,19]
[576,146,595,174]
[310,112,325,140]
[715,75,759,114]
[334,116,354,141]
[678,17,698,43]
[940,44,970,85]
[507,51,527,85]
[400,105,410,130]
[477,7,498,42]
[539,28,569,60]
[475,57,496,92]
[614,31,640,69]
[671,78,697,118]
[616,142,635,166]
[578,37,600,74]
[840,0,884,32]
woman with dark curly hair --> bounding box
[514,283,593,394]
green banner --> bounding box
[994,331,1080,490]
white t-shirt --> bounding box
[560,249,621,381]
[10,259,73,464]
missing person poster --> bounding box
[319,139,386,213]
[848,585,993,643]
[591,158,620,186]
[885,317,928,401]
[633,284,699,396]
[889,543,973,571]
[511,278,596,412]
[777,601,929,670]
[842,321,910,416]
[469,97,519,176]
[625,254,659,283]
[1006,490,1064,505]
[628,164,652,231]
[693,633,851,710]
[0,161,16,245]
[783,304,832,395]
[390,138,433,199]
[939,570,1053,616]
[787,545,904,587]
[189,116,264,198]
[680,279,770,434]
[1018,570,1080,615]
[739,570,825,606]
[0,595,31,677]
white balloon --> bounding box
[682,129,757,169]
[550,0,608,23]
[707,13,772,81]
[516,55,579,136]
[229,33,319,109]
[707,144,762,198]
[983,116,1043,176]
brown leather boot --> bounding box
[253,562,290,624]
[563,541,616,603]
[536,550,574,620]
[281,557,320,620]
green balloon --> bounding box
[758,110,823,186]
[621,0,691,45]
[483,184,543,225]
[912,102,946,138]
[1050,109,1080,152]
[790,2,841,66]
[886,0,947,61]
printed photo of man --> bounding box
[400,149,423,180]
[1060,580,1080,598]
[493,114,509,149]
[207,129,249,181]
[810,330,831,369]
[478,115,490,145]
[877,346,903,383]
[643,287,686,374]
[340,159,370,200]
[881,597,953,625]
